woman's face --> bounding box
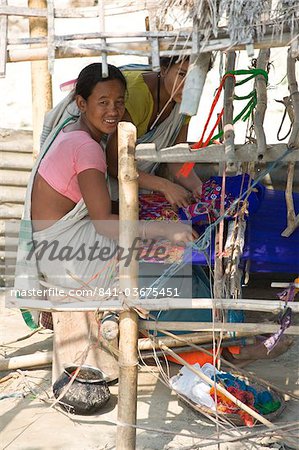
[162,60,189,103]
[77,79,126,136]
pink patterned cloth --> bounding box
[139,193,179,222]
[139,194,183,264]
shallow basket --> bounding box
[176,374,286,427]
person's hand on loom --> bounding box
[161,180,191,208]
[191,183,203,201]
[163,221,198,245]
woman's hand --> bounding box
[163,222,198,245]
[162,179,191,208]
[192,183,203,201]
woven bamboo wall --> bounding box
[0,128,33,286]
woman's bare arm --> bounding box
[106,113,191,207]
[78,168,196,243]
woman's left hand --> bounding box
[192,183,203,202]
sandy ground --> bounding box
[1,278,299,450]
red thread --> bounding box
[178,73,235,178]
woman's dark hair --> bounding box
[75,63,127,100]
[160,57,189,69]
[160,54,213,71]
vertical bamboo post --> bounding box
[99,0,108,77]
[287,48,299,149]
[254,48,270,159]
[117,122,139,450]
[180,19,211,118]
[28,0,52,158]
[223,51,236,172]
[0,0,8,77]
[147,8,160,72]
[47,0,55,74]
[281,49,299,236]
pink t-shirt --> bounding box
[38,130,107,203]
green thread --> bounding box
[209,69,265,143]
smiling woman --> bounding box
[31,63,127,227]
[15,62,195,336]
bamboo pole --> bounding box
[0,3,155,18]
[10,296,299,313]
[281,49,299,236]
[98,0,108,77]
[138,332,254,351]
[47,0,54,74]
[0,204,23,219]
[8,31,193,45]
[0,337,256,371]
[28,0,52,159]
[254,49,270,159]
[0,220,19,235]
[0,352,52,371]
[5,34,298,64]
[139,321,299,335]
[0,186,26,203]
[224,218,246,297]
[117,122,139,450]
[0,235,18,248]
[0,151,34,169]
[180,52,211,116]
[281,161,298,237]
[135,142,299,163]
[223,51,236,172]
[0,170,31,186]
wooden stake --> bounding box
[287,49,299,148]
[223,51,236,172]
[280,49,299,236]
[117,122,139,450]
[281,161,298,237]
[28,0,52,159]
[254,48,270,159]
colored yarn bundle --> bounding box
[210,372,281,426]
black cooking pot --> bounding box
[53,365,111,415]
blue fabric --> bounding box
[245,189,299,273]
[192,189,299,273]
[211,174,266,216]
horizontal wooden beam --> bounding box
[140,321,299,335]
[135,142,299,163]
[7,296,299,313]
[8,31,192,46]
[0,4,153,18]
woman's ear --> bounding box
[76,95,86,113]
